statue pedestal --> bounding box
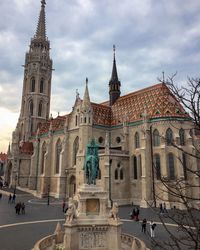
[63,184,122,250]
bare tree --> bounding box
[150,75,200,249]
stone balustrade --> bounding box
[33,232,148,250]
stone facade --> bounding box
[6,1,200,209]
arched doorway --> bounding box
[69,175,76,198]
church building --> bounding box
[5,1,199,209]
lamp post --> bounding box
[47,184,50,206]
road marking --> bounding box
[0,218,195,230]
[0,219,64,229]
[28,199,62,205]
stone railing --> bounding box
[121,233,149,250]
[33,232,148,250]
[33,231,64,250]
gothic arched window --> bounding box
[135,132,140,148]
[179,128,185,146]
[38,101,43,117]
[55,139,62,174]
[30,77,35,92]
[168,153,175,179]
[120,168,124,180]
[40,78,44,93]
[166,128,173,146]
[41,142,46,174]
[29,100,33,116]
[154,154,161,180]
[73,137,79,166]
[153,129,160,146]
[115,169,118,180]
[133,155,137,179]
[138,154,142,177]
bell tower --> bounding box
[18,0,53,141]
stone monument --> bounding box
[63,139,122,250]
[32,139,149,250]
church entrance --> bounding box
[69,175,76,198]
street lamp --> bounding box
[47,184,50,206]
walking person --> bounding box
[0,193,2,200]
[141,218,147,233]
[8,194,12,204]
[163,202,167,213]
[12,194,16,203]
[150,220,156,238]
[159,203,163,214]
[135,207,140,221]
[62,199,66,212]
[21,202,25,214]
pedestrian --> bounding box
[12,194,16,203]
[21,202,25,214]
[159,203,163,213]
[15,203,19,214]
[141,218,147,233]
[62,199,66,212]
[150,220,156,237]
[0,193,2,200]
[135,207,140,221]
[8,194,12,204]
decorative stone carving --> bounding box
[65,199,77,223]
[110,202,119,220]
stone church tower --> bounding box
[18,0,52,141]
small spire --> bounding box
[35,0,47,39]
[82,77,91,108]
[162,71,165,83]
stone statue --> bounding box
[110,202,119,220]
[65,200,76,223]
[83,139,99,185]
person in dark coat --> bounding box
[12,194,16,203]
[135,207,140,221]
[8,194,12,203]
[21,203,25,214]
[141,218,147,233]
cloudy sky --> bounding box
[1,0,200,152]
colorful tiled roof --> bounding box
[37,83,189,135]
[20,142,34,155]
[94,83,188,126]
[38,115,67,135]
[0,153,7,162]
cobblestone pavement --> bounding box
[0,190,185,250]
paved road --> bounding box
[0,192,184,250]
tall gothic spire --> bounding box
[109,45,121,106]
[110,45,119,82]
[35,0,47,39]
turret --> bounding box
[80,78,92,125]
[109,45,121,106]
